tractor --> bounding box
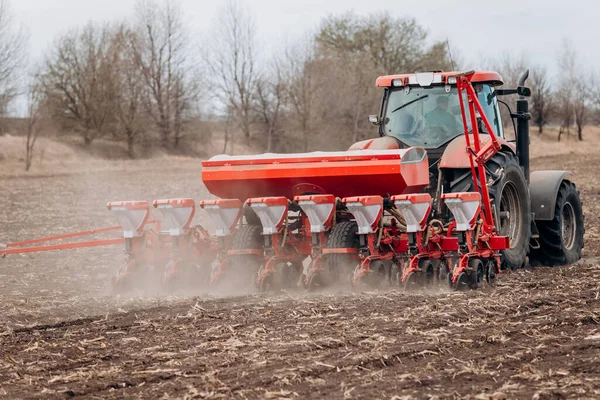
[358,69,585,271]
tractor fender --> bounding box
[529,171,574,221]
[439,135,516,169]
[348,136,400,150]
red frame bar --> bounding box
[1,220,160,257]
[322,248,358,255]
[5,226,122,248]
[1,238,124,256]
[227,249,263,256]
[456,72,499,228]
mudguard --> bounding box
[529,171,573,221]
[439,135,516,169]
[348,136,400,150]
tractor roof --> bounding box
[376,71,504,87]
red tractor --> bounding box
[360,69,585,271]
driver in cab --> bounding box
[425,96,459,134]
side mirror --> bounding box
[517,87,531,97]
[368,115,380,126]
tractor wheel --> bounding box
[243,207,262,226]
[530,181,584,266]
[451,152,530,270]
[227,225,263,292]
[326,221,360,287]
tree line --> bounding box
[486,47,600,142]
[0,0,598,171]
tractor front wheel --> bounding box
[450,152,530,270]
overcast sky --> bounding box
[13,0,595,79]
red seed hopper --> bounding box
[201,147,430,200]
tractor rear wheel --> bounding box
[451,152,530,270]
[226,225,263,292]
[326,221,360,287]
[530,181,584,266]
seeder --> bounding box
[1,70,585,294]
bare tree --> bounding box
[0,0,27,120]
[343,54,373,144]
[254,62,286,152]
[131,0,192,149]
[529,66,554,134]
[572,74,590,141]
[206,0,258,144]
[42,23,118,145]
[283,38,323,152]
[23,76,45,171]
[113,25,146,158]
[590,72,600,128]
[487,53,528,133]
[222,107,234,154]
[556,41,578,141]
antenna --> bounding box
[446,38,455,71]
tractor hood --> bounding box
[202,147,430,201]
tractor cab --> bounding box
[364,71,507,162]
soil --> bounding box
[0,132,599,399]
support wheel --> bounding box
[257,268,273,293]
[279,261,303,290]
[404,272,420,291]
[484,259,497,287]
[437,259,450,285]
[307,271,323,292]
[421,259,435,287]
[454,272,469,291]
[391,262,402,286]
[365,260,389,288]
[467,258,484,290]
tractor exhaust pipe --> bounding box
[515,69,531,182]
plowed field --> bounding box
[1,141,599,399]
